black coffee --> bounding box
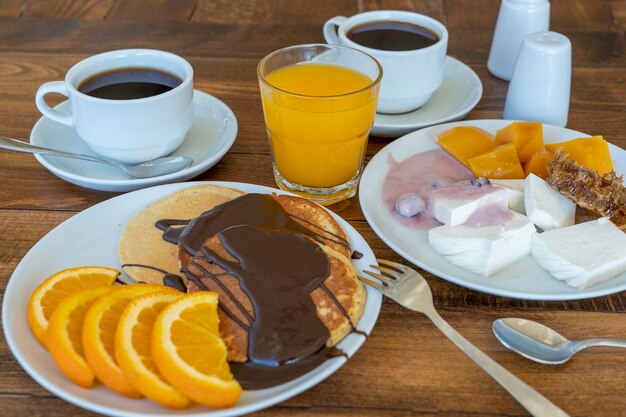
[78,67,182,100]
[347,21,440,51]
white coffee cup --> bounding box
[323,10,448,114]
[35,49,194,164]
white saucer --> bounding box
[371,56,483,138]
[30,90,237,192]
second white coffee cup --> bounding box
[35,49,194,164]
[324,10,448,114]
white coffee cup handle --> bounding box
[323,16,348,44]
[35,81,73,126]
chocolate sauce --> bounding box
[208,226,330,363]
[185,262,252,331]
[114,276,128,285]
[163,274,187,292]
[287,213,351,251]
[121,263,187,292]
[158,194,319,251]
[351,250,364,260]
[156,194,363,389]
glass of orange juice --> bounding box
[258,44,382,205]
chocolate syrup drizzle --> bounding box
[121,264,187,292]
[154,193,363,389]
[351,250,364,260]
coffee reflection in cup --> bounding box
[347,21,440,51]
[35,49,194,164]
[78,67,183,100]
[324,10,448,114]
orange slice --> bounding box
[152,292,242,409]
[47,286,113,388]
[83,284,176,398]
[115,291,190,409]
[27,266,119,348]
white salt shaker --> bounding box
[487,0,550,81]
[503,31,571,127]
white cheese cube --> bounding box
[428,211,536,277]
[524,173,575,231]
[532,218,626,289]
[431,185,509,226]
[491,179,525,214]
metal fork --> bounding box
[360,259,570,417]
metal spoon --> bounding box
[493,318,626,365]
[0,135,193,178]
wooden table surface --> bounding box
[1,1,625,416]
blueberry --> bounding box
[395,193,426,217]
[471,177,491,187]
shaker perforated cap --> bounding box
[522,31,571,54]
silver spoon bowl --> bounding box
[0,135,193,179]
[493,318,626,365]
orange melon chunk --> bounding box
[496,121,544,163]
[523,150,553,179]
[544,136,613,175]
[437,126,503,167]
[468,143,525,179]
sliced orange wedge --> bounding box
[47,286,113,388]
[83,284,174,398]
[115,291,190,409]
[152,292,242,409]
[27,266,119,348]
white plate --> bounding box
[360,120,626,300]
[30,90,237,192]
[370,57,483,138]
[3,181,382,417]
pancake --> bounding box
[118,184,244,284]
[272,194,351,259]
[185,233,365,362]
[176,193,353,274]
[119,185,367,388]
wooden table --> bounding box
[1,1,625,416]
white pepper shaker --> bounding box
[504,31,572,127]
[487,0,550,81]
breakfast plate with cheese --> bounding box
[359,120,626,300]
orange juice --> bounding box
[261,63,378,188]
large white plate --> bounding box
[3,181,382,417]
[360,120,626,300]
[30,90,237,192]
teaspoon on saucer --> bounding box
[0,135,193,179]
[493,318,626,365]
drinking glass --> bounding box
[258,44,382,205]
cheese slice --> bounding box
[491,179,525,214]
[524,173,575,231]
[532,218,626,289]
[431,185,509,226]
[428,211,536,277]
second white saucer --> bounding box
[30,90,237,192]
[371,56,482,138]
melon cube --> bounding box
[468,143,525,179]
[523,150,553,179]
[496,121,544,163]
[437,126,503,167]
[545,136,613,175]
